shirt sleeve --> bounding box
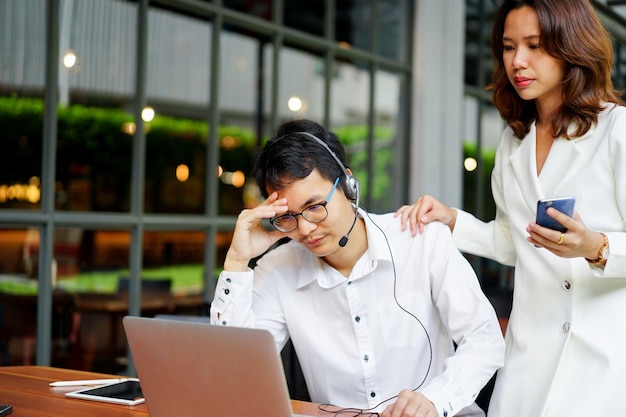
[209,269,256,327]
[418,223,506,417]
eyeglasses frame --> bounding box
[270,177,340,233]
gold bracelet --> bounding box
[585,232,609,266]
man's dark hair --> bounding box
[254,119,350,199]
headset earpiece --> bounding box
[343,175,359,201]
[292,131,359,202]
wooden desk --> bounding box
[0,366,327,416]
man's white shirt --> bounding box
[211,211,504,417]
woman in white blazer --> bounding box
[398,0,626,416]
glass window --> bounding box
[330,59,371,203]
[0,231,41,366]
[369,69,403,212]
[277,47,325,123]
[0,0,46,210]
[335,0,372,52]
[377,0,412,63]
[219,30,264,214]
[0,114,43,210]
[224,0,272,21]
[143,9,212,214]
[57,0,137,212]
[284,0,325,37]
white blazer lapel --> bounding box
[509,124,542,213]
[510,124,594,210]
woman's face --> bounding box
[502,5,566,112]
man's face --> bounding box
[271,169,353,257]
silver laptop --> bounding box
[122,316,312,417]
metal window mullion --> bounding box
[365,0,378,210]
[269,0,283,134]
[396,0,415,209]
[123,0,149,376]
[36,0,61,367]
[128,0,149,319]
[204,0,223,304]
[323,0,334,126]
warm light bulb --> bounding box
[63,51,76,68]
[464,157,478,172]
[287,96,302,112]
[231,171,245,188]
[141,107,155,122]
[176,164,190,182]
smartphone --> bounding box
[0,405,12,416]
[65,379,144,406]
[536,197,575,232]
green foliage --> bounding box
[334,125,396,209]
[0,96,46,183]
[0,96,256,212]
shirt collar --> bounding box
[296,209,392,289]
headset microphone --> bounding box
[338,215,356,247]
[338,183,360,247]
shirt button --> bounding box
[561,281,571,291]
[226,277,231,283]
[224,288,230,295]
[562,322,570,333]
[355,316,361,323]
[363,354,369,362]
[347,281,352,285]
[370,392,376,398]
[221,321,227,326]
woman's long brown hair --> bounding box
[489,0,623,139]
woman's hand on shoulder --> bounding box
[394,195,457,236]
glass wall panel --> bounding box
[51,228,130,372]
[335,1,372,52]
[284,1,325,37]
[330,60,371,129]
[220,30,268,213]
[329,60,370,203]
[0,0,46,93]
[57,0,137,212]
[0,0,46,210]
[277,47,325,123]
[613,40,626,98]
[224,0,273,21]
[142,231,208,315]
[0,231,41,365]
[369,69,402,212]
[377,0,412,63]
[143,9,211,214]
[0,228,70,368]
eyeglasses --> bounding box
[270,177,340,233]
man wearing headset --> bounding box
[210,119,504,417]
